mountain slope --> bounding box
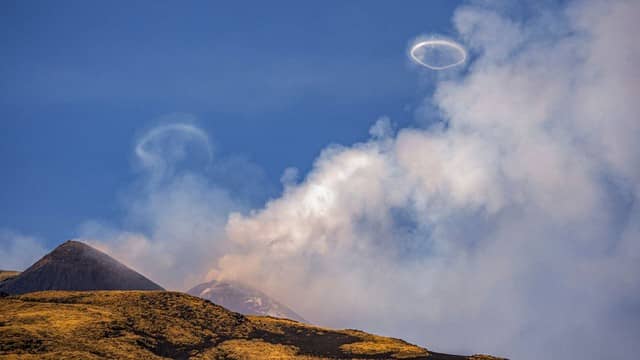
[0,291,504,360]
[0,240,163,294]
[188,279,306,322]
[0,270,20,283]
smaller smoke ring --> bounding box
[410,39,467,70]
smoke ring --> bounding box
[135,123,213,173]
[410,39,467,70]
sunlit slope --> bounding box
[0,271,19,283]
[0,291,503,359]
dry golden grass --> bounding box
[0,291,504,360]
[339,331,428,359]
[1,291,249,359]
[0,271,19,283]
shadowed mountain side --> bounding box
[0,241,163,294]
[0,291,505,359]
[188,279,306,323]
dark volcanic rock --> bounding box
[188,279,306,322]
[0,240,163,294]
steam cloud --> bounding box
[79,0,639,359]
[215,0,640,358]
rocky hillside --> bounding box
[0,291,503,360]
[0,240,163,294]
[188,279,306,322]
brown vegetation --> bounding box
[0,271,19,283]
[0,291,504,359]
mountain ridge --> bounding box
[0,240,163,294]
[0,290,505,360]
[0,241,506,359]
[188,279,306,323]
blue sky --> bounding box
[1,0,460,246]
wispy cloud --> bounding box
[0,230,47,271]
[79,117,244,289]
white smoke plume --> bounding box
[210,0,640,359]
[78,0,639,359]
